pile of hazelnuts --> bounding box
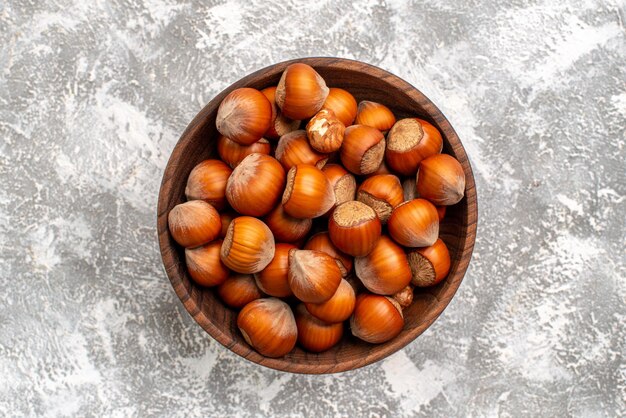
[168,63,466,358]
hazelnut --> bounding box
[386,118,443,176]
[216,88,272,145]
[185,159,232,210]
[275,130,328,170]
[295,304,344,353]
[306,108,345,153]
[356,174,404,223]
[407,238,451,287]
[387,199,439,247]
[220,216,275,274]
[282,164,334,219]
[275,63,329,119]
[340,125,385,175]
[416,154,466,206]
[288,249,342,303]
[225,153,285,217]
[322,87,358,126]
[328,201,381,257]
[355,101,396,133]
[185,240,230,287]
[237,298,297,357]
[168,200,221,248]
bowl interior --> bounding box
[157,58,477,374]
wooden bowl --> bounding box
[157,58,477,374]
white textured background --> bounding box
[1,0,625,416]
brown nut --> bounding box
[416,154,466,206]
[275,130,328,171]
[260,86,301,140]
[264,204,312,243]
[304,278,355,323]
[322,164,357,212]
[407,238,451,287]
[328,201,381,257]
[402,177,418,201]
[237,298,297,358]
[185,240,230,287]
[220,216,275,274]
[282,164,334,219]
[392,285,414,309]
[355,235,412,295]
[216,88,272,145]
[288,249,342,303]
[217,135,271,168]
[219,211,237,239]
[185,159,232,210]
[275,63,329,119]
[357,174,404,223]
[355,101,396,133]
[254,243,296,298]
[387,199,439,247]
[340,125,385,175]
[350,293,404,344]
[217,274,263,309]
[306,108,345,153]
[225,153,285,217]
[295,304,344,353]
[386,118,443,176]
[168,200,221,248]
[304,231,353,277]
[322,87,358,126]
[365,159,393,177]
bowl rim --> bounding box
[157,57,478,374]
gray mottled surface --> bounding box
[1,0,625,416]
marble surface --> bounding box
[1,0,625,416]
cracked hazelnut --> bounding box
[306,108,345,153]
[392,285,414,309]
